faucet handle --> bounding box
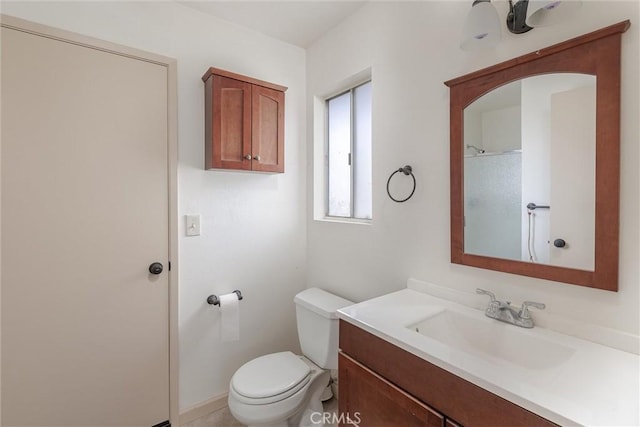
[520,301,546,319]
[476,288,496,302]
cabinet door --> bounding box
[207,75,252,170]
[251,84,284,173]
[339,352,445,427]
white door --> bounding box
[549,84,596,270]
[2,24,171,426]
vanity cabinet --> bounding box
[202,67,286,173]
[338,320,557,427]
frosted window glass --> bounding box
[328,92,351,217]
[353,82,372,219]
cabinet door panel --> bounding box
[252,85,284,172]
[339,352,445,427]
[209,75,251,170]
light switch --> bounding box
[185,214,200,236]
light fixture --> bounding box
[460,0,502,51]
[506,0,533,34]
[506,0,583,34]
[462,0,582,50]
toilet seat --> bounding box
[231,351,312,405]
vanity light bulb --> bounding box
[460,0,502,51]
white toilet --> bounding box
[228,288,353,427]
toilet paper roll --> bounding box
[219,292,240,342]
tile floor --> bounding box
[183,397,339,427]
[182,405,245,427]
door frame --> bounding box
[0,14,180,425]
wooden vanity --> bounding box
[339,320,556,427]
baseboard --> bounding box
[179,393,229,426]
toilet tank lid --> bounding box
[294,288,353,319]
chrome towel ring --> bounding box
[386,165,416,203]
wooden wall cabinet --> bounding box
[202,67,286,173]
[339,320,557,427]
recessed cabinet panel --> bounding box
[252,85,284,173]
[220,88,247,162]
[203,67,286,173]
[210,75,252,170]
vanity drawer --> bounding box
[339,320,557,427]
[339,352,445,427]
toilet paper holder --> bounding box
[207,290,243,306]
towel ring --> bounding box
[387,165,416,203]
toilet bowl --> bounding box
[227,288,353,427]
[228,352,330,426]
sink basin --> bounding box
[408,309,576,370]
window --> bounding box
[326,81,372,219]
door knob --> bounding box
[149,262,163,275]
[253,155,261,162]
[244,154,252,160]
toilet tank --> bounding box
[294,288,353,369]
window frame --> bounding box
[325,80,372,220]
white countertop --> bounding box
[337,289,640,426]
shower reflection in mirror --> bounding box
[463,73,596,271]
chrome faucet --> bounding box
[476,288,545,328]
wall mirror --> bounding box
[445,21,630,291]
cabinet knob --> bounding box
[254,155,261,162]
[244,154,252,160]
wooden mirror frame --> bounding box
[445,21,630,292]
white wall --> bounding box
[306,1,640,337]
[482,105,521,153]
[521,77,552,263]
[549,85,596,270]
[0,1,307,411]
[463,110,483,154]
[520,74,596,265]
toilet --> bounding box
[228,288,353,427]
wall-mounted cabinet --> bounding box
[202,67,286,173]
